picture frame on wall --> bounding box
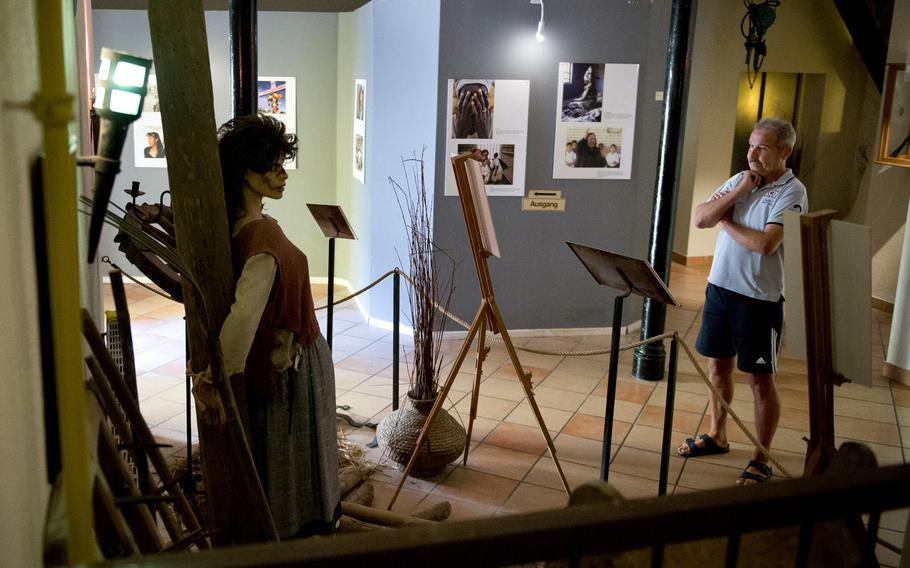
[353,79,366,182]
[258,76,298,169]
[876,63,910,168]
[133,74,167,168]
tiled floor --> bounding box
[104,262,907,563]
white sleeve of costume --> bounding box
[218,253,278,376]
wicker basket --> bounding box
[377,392,467,477]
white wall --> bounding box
[0,0,51,564]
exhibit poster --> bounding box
[257,76,297,170]
[552,62,639,180]
[133,74,167,168]
[444,79,529,197]
[353,79,366,182]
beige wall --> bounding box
[674,0,873,259]
[0,0,51,565]
[844,0,910,303]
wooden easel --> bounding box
[387,153,570,509]
[800,210,847,475]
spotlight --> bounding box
[82,47,152,263]
[533,0,545,42]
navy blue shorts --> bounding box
[695,283,783,374]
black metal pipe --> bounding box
[633,0,693,381]
[658,336,678,496]
[327,237,335,349]
[392,271,401,411]
[230,0,257,117]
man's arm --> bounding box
[719,219,784,255]
[693,171,761,229]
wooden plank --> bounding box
[799,210,838,475]
[146,0,276,544]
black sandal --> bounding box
[737,459,772,484]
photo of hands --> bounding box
[451,79,495,139]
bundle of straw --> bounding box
[389,149,454,401]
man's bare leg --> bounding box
[678,356,735,455]
[737,372,779,485]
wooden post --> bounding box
[147,0,275,544]
[800,210,840,475]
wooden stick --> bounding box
[412,500,452,521]
[342,502,434,527]
[82,311,209,548]
[338,466,364,497]
[94,474,141,557]
[342,483,374,507]
[86,357,178,548]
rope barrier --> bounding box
[107,252,793,480]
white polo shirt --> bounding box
[706,169,808,302]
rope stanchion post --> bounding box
[392,269,400,411]
[326,237,335,349]
[658,334,679,496]
[601,290,631,481]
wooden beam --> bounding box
[147,0,275,544]
[800,210,839,475]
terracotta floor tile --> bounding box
[608,471,664,500]
[676,459,744,490]
[463,443,540,481]
[532,385,588,412]
[429,467,518,508]
[611,446,683,482]
[536,370,601,394]
[498,483,568,514]
[477,377,527,402]
[833,415,901,446]
[834,397,896,424]
[624,424,690,455]
[505,400,573,434]
[892,387,910,407]
[335,353,391,375]
[484,421,548,455]
[523,456,601,492]
[562,413,632,443]
[369,479,430,514]
[454,394,519,421]
[579,395,643,423]
[552,433,604,469]
[638,405,702,435]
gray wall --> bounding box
[434,0,671,329]
[91,10,339,281]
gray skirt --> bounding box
[249,334,340,538]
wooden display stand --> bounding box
[567,242,679,491]
[306,203,357,349]
[387,154,570,509]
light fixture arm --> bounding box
[536,0,546,42]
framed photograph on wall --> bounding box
[876,64,910,168]
[552,63,639,180]
[353,79,366,182]
[258,76,297,170]
[133,74,167,168]
[443,78,529,197]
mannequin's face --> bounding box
[244,162,288,200]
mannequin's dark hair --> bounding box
[217,113,297,228]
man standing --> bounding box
[677,118,808,485]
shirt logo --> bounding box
[791,204,802,212]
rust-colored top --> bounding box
[232,217,320,398]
